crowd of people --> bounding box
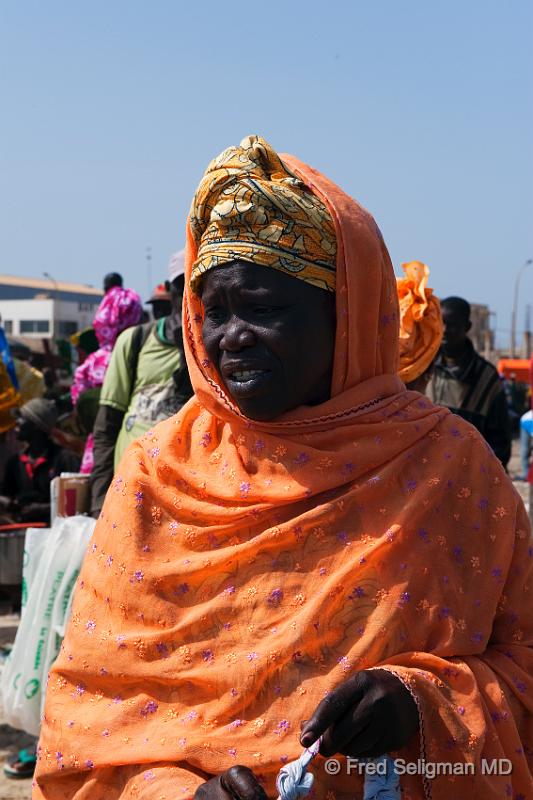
[0,135,530,796]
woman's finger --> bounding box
[318,702,374,757]
[221,765,268,800]
[342,718,383,759]
[300,673,369,747]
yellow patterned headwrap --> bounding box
[397,261,443,384]
[189,135,337,293]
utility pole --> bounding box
[511,259,533,357]
[146,246,152,298]
[524,304,531,359]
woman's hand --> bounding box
[194,766,267,800]
[300,669,419,758]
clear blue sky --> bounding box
[1,0,531,345]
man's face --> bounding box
[200,261,336,421]
[15,417,38,444]
[441,306,470,356]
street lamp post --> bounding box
[511,259,533,357]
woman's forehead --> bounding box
[199,261,308,298]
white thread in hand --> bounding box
[275,737,321,800]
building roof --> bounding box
[0,275,103,297]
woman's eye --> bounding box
[253,306,277,315]
[205,307,225,322]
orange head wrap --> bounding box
[189,135,337,294]
[396,261,443,384]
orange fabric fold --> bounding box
[397,261,443,384]
[34,147,532,800]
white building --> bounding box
[0,275,103,341]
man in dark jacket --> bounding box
[427,296,511,467]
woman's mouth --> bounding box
[224,369,272,397]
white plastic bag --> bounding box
[1,515,96,735]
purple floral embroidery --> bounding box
[134,491,144,507]
[106,555,113,567]
[349,586,365,600]
[102,729,110,737]
[471,632,484,644]
[132,570,144,583]
[85,619,96,632]
[169,521,178,535]
[202,649,214,663]
[144,770,156,781]
[156,643,170,658]
[267,588,283,606]
[140,700,158,716]
[405,480,417,492]
[228,748,237,757]
[274,719,290,735]
[247,652,259,662]
[149,447,160,458]
[223,586,235,596]
[294,452,310,466]
[85,759,94,769]
[240,482,251,497]
[230,688,238,697]
[228,719,245,730]
[174,583,189,596]
[338,656,351,672]
[75,683,86,696]
[418,528,430,543]
[398,592,411,606]
[479,497,489,511]
[184,710,198,722]
[201,433,212,448]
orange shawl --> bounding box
[34,155,532,800]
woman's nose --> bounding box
[220,318,256,351]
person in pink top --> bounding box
[71,274,142,473]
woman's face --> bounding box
[200,261,336,421]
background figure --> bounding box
[427,296,511,467]
[0,335,22,489]
[396,261,443,392]
[11,343,45,404]
[0,398,80,524]
[146,283,172,320]
[102,272,123,293]
[70,282,142,473]
[90,250,193,517]
[519,409,533,480]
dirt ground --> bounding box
[0,615,34,799]
[0,440,529,800]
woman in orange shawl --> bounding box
[34,137,532,800]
